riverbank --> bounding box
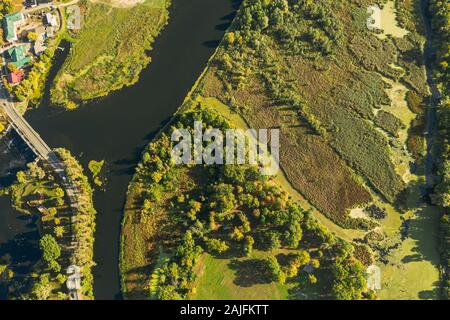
[2,148,96,299]
[3,6,69,110]
[24,0,239,299]
[120,0,442,300]
[50,0,171,109]
[121,106,370,300]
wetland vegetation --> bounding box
[0,0,446,301]
[50,0,171,109]
[120,0,444,300]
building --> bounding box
[303,264,314,274]
[66,265,81,300]
[25,0,38,8]
[7,70,24,84]
[7,45,32,69]
[3,12,25,42]
[33,26,47,55]
[45,13,57,27]
[33,39,46,55]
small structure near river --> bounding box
[66,265,81,300]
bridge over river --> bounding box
[1,88,82,299]
[2,100,52,161]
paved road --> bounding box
[0,89,52,160]
[1,88,82,299]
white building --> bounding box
[45,13,58,27]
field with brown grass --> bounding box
[194,0,430,229]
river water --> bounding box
[0,0,239,299]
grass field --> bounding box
[377,204,441,299]
[190,250,333,300]
[200,73,373,229]
[191,252,291,300]
[51,0,170,108]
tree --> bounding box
[56,197,65,207]
[187,200,202,220]
[308,274,317,284]
[27,32,38,42]
[55,187,65,198]
[166,262,179,285]
[157,285,182,300]
[294,250,310,267]
[0,0,12,16]
[243,235,254,256]
[32,274,52,300]
[143,199,152,212]
[310,259,320,269]
[54,225,64,238]
[47,207,57,217]
[224,32,236,46]
[332,258,367,300]
[7,63,18,73]
[267,231,281,250]
[48,259,61,273]
[205,238,229,255]
[230,227,244,241]
[40,234,61,265]
[176,231,202,269]
[266,256,285,283]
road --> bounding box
[23,0,80,14]
[420,0,441,191]
[0,94,52,160]
[1,87,83,299]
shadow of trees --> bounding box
[401,206,441,268]
[228,259,272,287]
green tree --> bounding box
[266,256,285,283]
[0,0,12,16]
[157,285,182,300]
[32,274,52,300]
[332,258,367,300]
[243,235,254,256]
[55,187,65,198]
[27,31,38,42]
[40,234,61,265]
[54,225,65,238]
[205,238,229,255]
[267,231,281,250]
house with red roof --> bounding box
[7,69,24,84]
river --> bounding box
[0,0,239,299]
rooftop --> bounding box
[3,12,24,42]
[7,70,24,84]
[7,45,32,69]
